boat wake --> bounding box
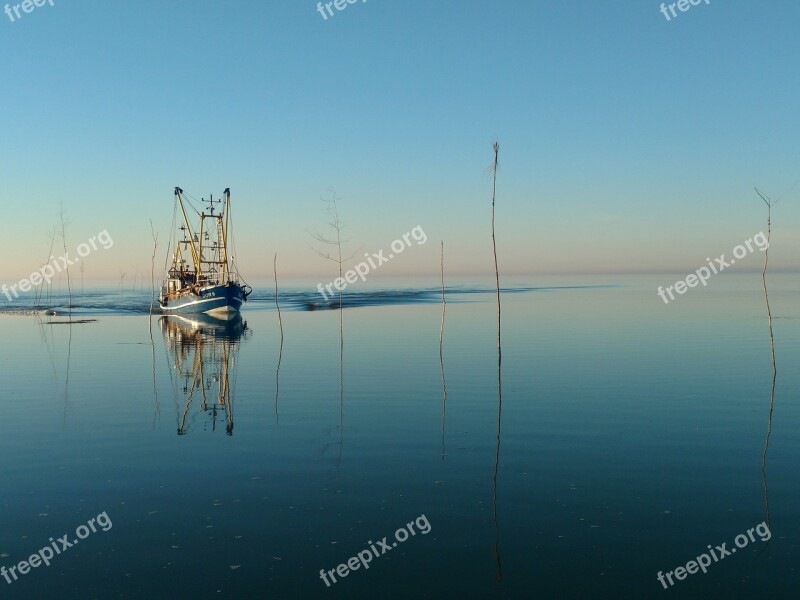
[0,284,617,317]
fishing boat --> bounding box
[159,187,251,316]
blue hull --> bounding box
[159,283,246,316]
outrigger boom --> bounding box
[159,187,251,316]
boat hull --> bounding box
[159,283,246,316]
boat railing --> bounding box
[165,268,239,290]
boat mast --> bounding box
[174,187,201,277]
[221,188,231,283]
[198,202,205,282]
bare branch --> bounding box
[310,247,340,263]
[754,187,773,207]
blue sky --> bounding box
[1,0,798,284]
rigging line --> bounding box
[230,204,238,274]
[181,190,203,217]
[162,198,178,274]
[227,197,250,287]
[232,221,249,286]
[227,197,239,276]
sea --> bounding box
[0,273,797,599]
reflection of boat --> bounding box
[163,313,248,340]
[159,187,251,316]
[160,314,250,436]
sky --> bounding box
[1,0,799,286]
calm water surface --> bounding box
[0,274,797,599]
